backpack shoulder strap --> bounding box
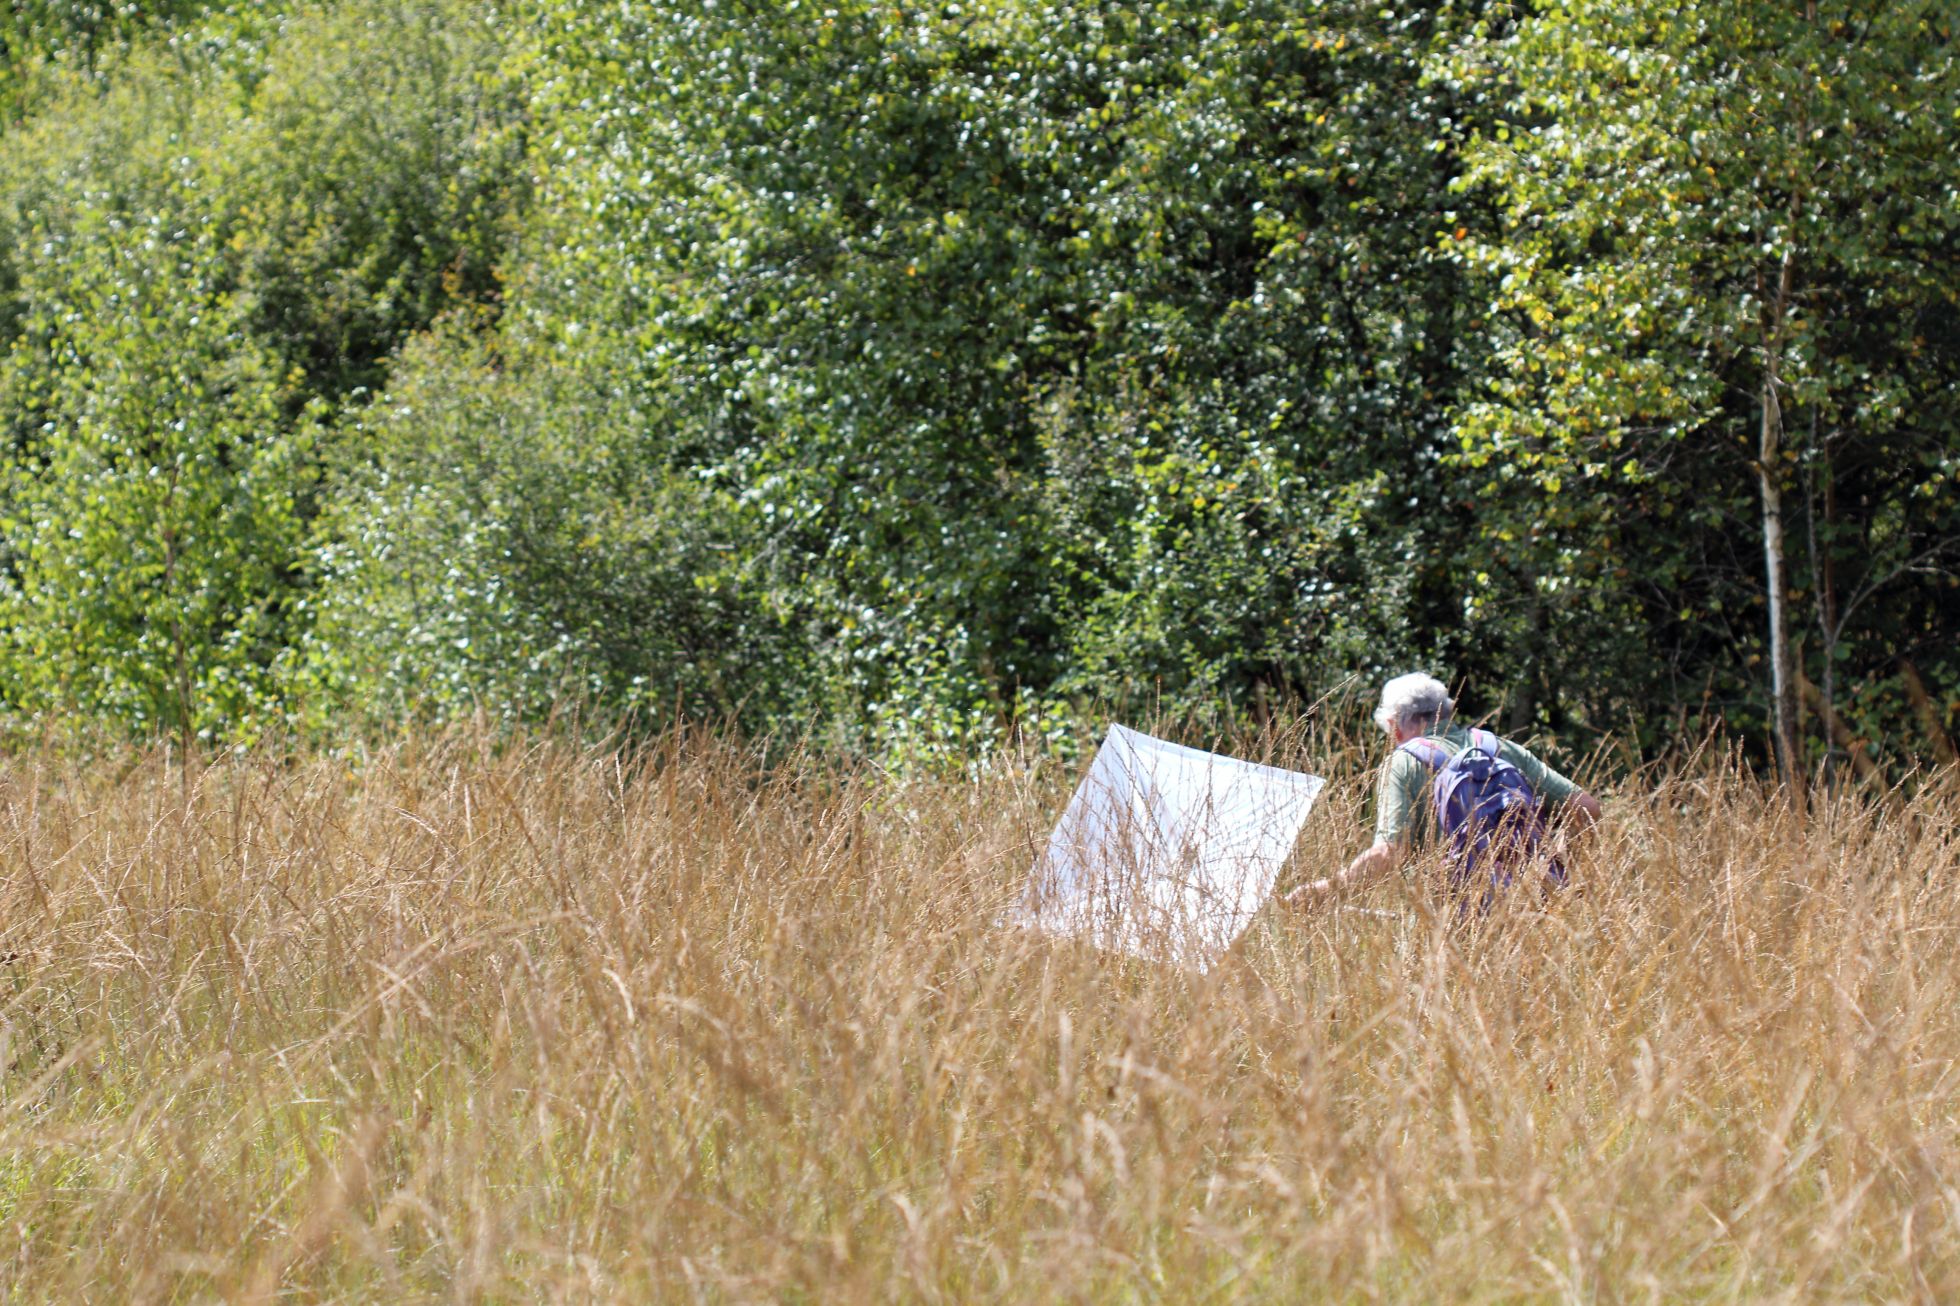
[1398,738,1452,771]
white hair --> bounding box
[1374,673,1454,735]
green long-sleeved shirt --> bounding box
[1373,724,1580,848]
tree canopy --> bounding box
[0,0,1953,771]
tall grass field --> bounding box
[1,723,1956,1300]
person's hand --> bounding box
[1285,841,1403,910]
[1282,876,1338,907]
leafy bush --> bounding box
[0,0,529,743]
[214,0,527,397]
[298,322,804,732]
[518,0,1489,755]
[0,209,311,743]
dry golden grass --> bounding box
[0,722,1957,1301]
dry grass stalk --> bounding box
[0,723,1955,1300]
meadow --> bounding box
[1,722,1956,1301]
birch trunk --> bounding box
[1759,0,1816,795]
[1760,364,1802,787]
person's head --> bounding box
[1373,672,1454,742]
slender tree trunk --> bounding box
[158,463,196,780]
[1758,0,1819,798]
[1807,417,1841,788]
[1900,658,1958,768]
[1759,250,1802,789]
[1507,594,1543,734]
[1798,670,1880,784]
[1760,391,1800,786]
[1818,461,1838,785]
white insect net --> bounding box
[1018,725,1325,969]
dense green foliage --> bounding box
[1448,0,1960,775]
[0,0,1953,768]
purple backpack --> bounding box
[1399,729,1565,907]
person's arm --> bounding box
[1497,738,1600,838]
[1563,790,1602,829]
[1287,753,1419,907]
[1284,837,1409,905]
[1551,789,1602,857]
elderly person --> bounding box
[1287,673,1601,904]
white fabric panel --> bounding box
[1019,725,1325,969]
